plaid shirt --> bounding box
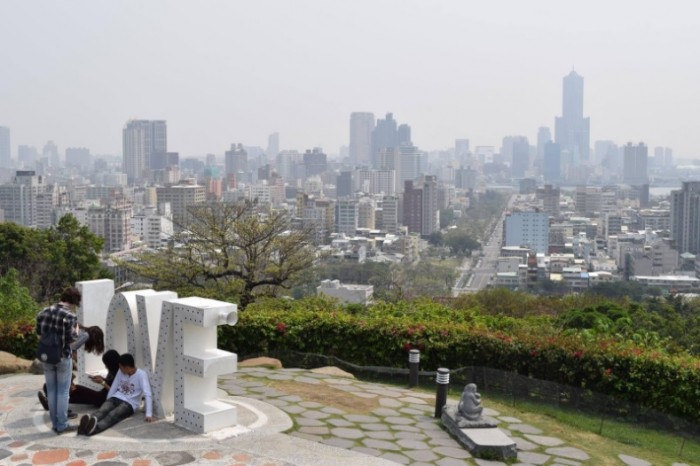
[35,303,78,359]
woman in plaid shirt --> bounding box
[35,286,80,434]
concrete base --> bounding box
[442,406,517,460]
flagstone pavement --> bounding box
[0,368,692,466]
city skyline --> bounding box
[1,1,699,158]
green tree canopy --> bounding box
[0,215,106,303]
[0,269,40,322]
[443,229,480,256]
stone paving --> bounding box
[0,368,693,465]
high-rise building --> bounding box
[504,211,550,254]
[543,142,561,183]
[0,127,10,168]
[398,124,412,146]
[536,184,560,217]
[123,120,167,184]
[536,127,551,161]
[622,142,648,186]
[303,148,327,176]
[349,113,374,167]
[225,143,248,184]
[65,147,91,171]
[336,171,353,198]
[86,199,132,252]
[511,137,530,179]
[402,175,438,237]
[371,113,400,168]
[0,170,54,227]
[156,179,206,230]
[671,181,700,254]
[398,145,425,191]
[43,141,60,169]
[555,70,590,164]
[18,145,38,169]
[357,197,376,229]
[455,139,470,158]
[267,133,279,158]
[335,198,358,236]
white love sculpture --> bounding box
[75,279,238,433]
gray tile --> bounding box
[331,427,366,439]
[363,438,402,451]
[517,451,551,465]
[396,438,430,450]
[300,410,331,420]
[379,452,410,464]
[545,447,590,461]
[403,449,439,462]
[322,437,357,449]
[327,418,354,427]
[344,414,381,423]
[433,446,473,459]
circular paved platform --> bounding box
[0,373,396,465]
[0,369,676,466]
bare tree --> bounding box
[124,201,315,309]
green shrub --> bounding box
[220,297,700,422]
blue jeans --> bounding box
[42,357,73,431]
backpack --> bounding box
[37,329,63,364]
[36,308,64,364]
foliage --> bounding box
[313,260,456,302]
[442,229,480,256]
[0,318,37,359]
[0,216,106,303]
[0,270,40,357]
[220,293,700,422]
[122,201,315,309]
[0,269,40,322]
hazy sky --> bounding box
[1,0,699,158]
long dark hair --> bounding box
[83,326,105,355]
[102,350,120,380]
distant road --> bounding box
[454,194,516,295]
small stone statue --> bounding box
[456,383,484,425]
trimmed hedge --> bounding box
[220,299,700,422]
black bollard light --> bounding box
[408,349,420,387]
[434,367,450,418]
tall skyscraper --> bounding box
[671,181,700,254]
[622,142,648,186]
[43,141,60,168]
[555,70,590,164]
[225,143,248,184]
[65,147,91,171]
[303,148,327,177]
[543,142,561,183]
[349,112,374,167]
[511,137,530,179]
[536,127,551,161]
[371,113,399,169]
[267,132,279,158]
[123,120,167,185]
[0,127,10,168]
[402,175,438,237]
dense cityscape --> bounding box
[1,69,699,301]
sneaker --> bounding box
[56,425,76,435]
[85,415,98,436]
[67,410,77,420]
[37,391,49,411]
[78,415,90,435]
